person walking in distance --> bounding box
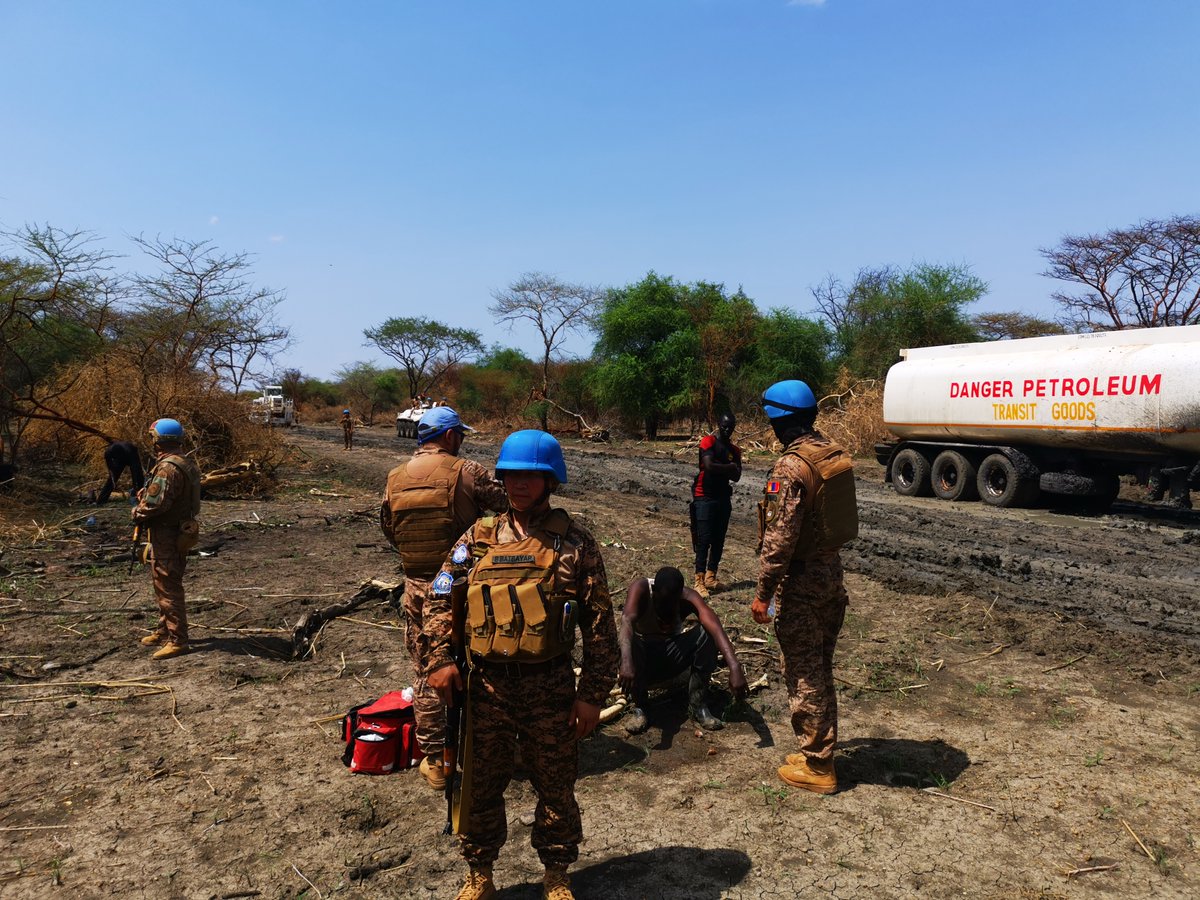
[341,409,354,450]
[132,419,202,660]
[618,566,747,734]
[752,381,858,794]
[96,439,145,505]
[691,412,741,596]
[380,406,508,791]
[426,430,618,900]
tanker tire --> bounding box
[977,453,1039,508]
[891,448,933,497]
[931,450,979,502]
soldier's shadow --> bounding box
[835,736,971,793]
[496,846,751,899]
[184,635,294,660]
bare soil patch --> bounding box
[2,425,1197,898]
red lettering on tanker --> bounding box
[950,374,1162,399]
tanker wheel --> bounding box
[931,450,979,502]
[977,453,1038,508]
[891,448,933,497]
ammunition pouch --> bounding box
[177,518,200,553]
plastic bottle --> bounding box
[767,599,776,618]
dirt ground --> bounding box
[2,424,1197,899]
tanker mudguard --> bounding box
[465,509,578,663]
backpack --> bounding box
[340,691,423,775]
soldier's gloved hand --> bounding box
[569,700,601,739]
[427,664,462,706]
[751,597,773,625]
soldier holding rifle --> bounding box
[427,430,618,900]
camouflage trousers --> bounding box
[402,577,445,757]
[149,529,188,644]
[460,657,581,868]
[773,552,848,764]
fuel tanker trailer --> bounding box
[876,325,1200,510]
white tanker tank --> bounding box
[877,325,1200,510]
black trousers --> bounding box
[97,442,144,504]
[629,625,718,707]
[693,496,731,574]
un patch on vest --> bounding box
[432,572,454,595]
[494,554,535,565]
[451,543,470,566]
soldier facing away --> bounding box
[751,380,858,794]
[132,418,202,660]
[341,409,354,450]
[379,406,508,790]
[426,430,618,900]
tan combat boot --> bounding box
[778,757,837,794]
[704,570,724,592]
[152,641,188,660]
[693,573,709,598]
[543,865,574,900]
[419,755,445,791]
[140,631,166,646]
[455,865,496,900]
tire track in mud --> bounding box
[305,426,1200,648]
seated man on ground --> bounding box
[618,566,748,733]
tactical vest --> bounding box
[465,509,578,663]
[757,439,858,558]
[157,455,202,525]
[386,455,466,578]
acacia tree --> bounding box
[127,236,289,399]
[972,311,1066,341]
[490,272,602,430]
[1041,215,1200,329]
[682,282,759,423]
[363,316,482,400]
[0,226,119,460]
[335,362,403,425]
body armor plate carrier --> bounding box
[386,455,466,579]
[757,440,858,558]
[466,509,578,663]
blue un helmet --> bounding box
[417,406,475,445]
[761,380,817,419]
[495,429,568,484]
[149,418,185,442]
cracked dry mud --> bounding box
[1,425,1197,899]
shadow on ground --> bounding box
[837,736,970,792]
[495,846,752,899]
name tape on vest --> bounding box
[493,553,536,565]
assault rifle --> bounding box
[128,524,141,575]
[443,577,469,835]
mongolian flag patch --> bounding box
[766,480,781,494]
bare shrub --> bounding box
[817,368,887,458]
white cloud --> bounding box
[208,215,219,225]
[268,234,285,243]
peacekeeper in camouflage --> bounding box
[752,380,858,795]
[132,418,202,660]
[426,430,618,900]
[379,406,508,790]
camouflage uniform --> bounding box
[756,432,851,765]
[341,413,354,450]
[132,450,202,645]
[380,446,507,756]
[426,510,618,868]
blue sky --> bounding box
[3,1,1197,379]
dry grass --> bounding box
[817,369,887,458]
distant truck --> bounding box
[252,385,296,427]
[876,326,1200,510]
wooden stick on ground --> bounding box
[1042,653,1088,674]
[921,789,997,812]
[1065,863,1118,878]
[1122,819,1156,861]
[291,580,402,659]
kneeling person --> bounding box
[618,566,747,733]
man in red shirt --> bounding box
[691,412,741,597]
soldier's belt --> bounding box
[469,653,570,678]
